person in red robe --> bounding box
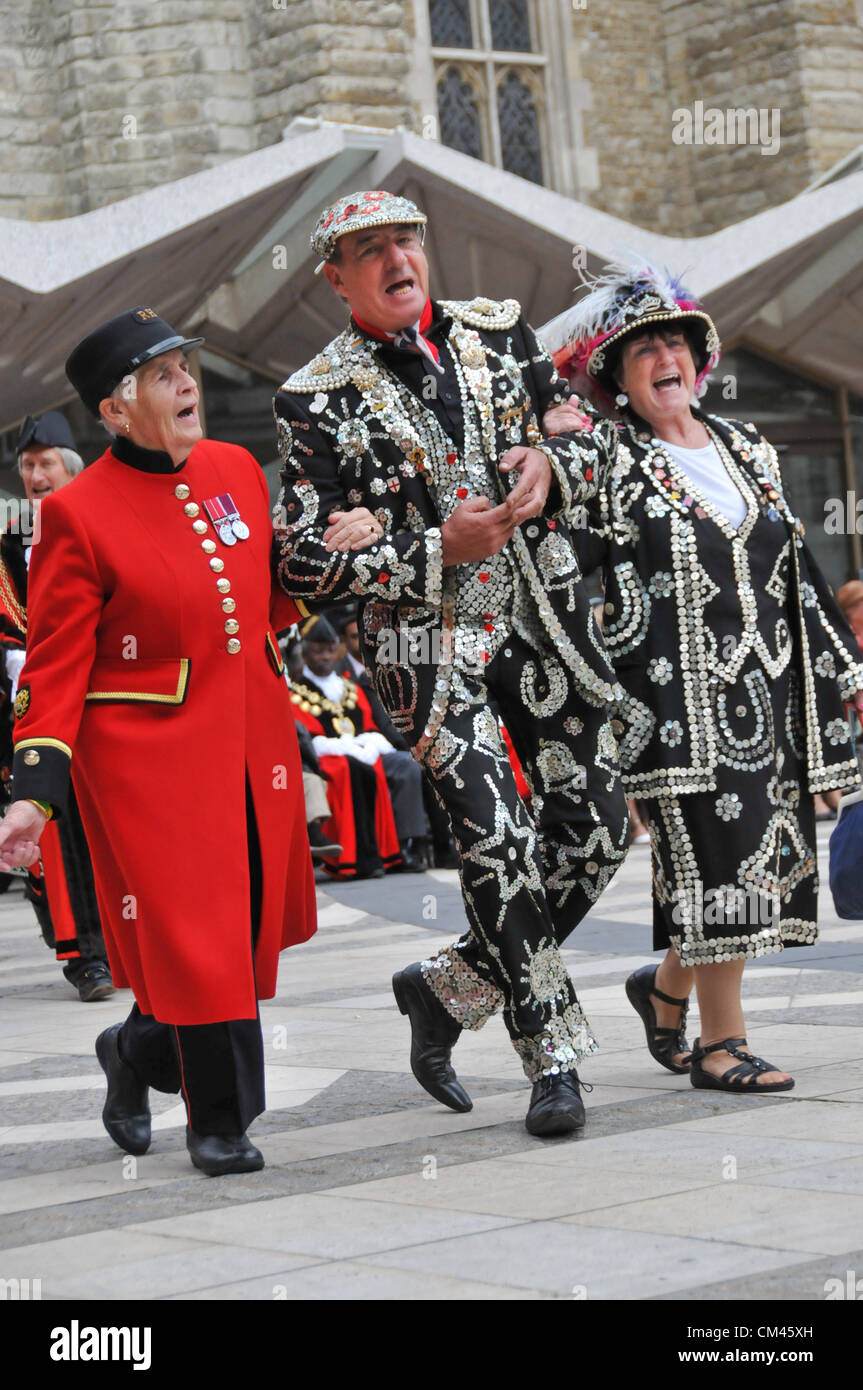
[288,615,402,878]
[0,308,318,1176]
[0,411,114,1001]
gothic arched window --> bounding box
[497,69,543,184]
[429,0,473,48]
[490,0,532,52]
[437,66,483,159]
[430,0,548,184]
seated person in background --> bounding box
[288,615,402,879]
[281,638,343,862]
[332,605,456,871]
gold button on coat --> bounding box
[175,483,190,500]
[23,749,41,765]
[184,502,199,517]
[209,558,225,573]
[226,638,242,654]
[192,520,208,535]
[222,598,236,613]
[224,618,240,634]
[201,539,216,554]
[216,578,231,593]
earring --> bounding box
[615,392,629,408]
[124,422,131,434]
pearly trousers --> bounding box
[414,629,628,1080]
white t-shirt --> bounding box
[658,438,748,529]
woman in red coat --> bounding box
[0,308,323,1176]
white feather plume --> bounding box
[546,250,697,357]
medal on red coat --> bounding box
[203,493,248,545]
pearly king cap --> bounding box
[541,257,720,406]
[65,307,204,417]
[311,190,427,273]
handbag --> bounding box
[829,789,863,919]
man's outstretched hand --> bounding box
[500,446,553,526]
[0,801,47,871]
[440,495,516,567]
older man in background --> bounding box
[0,412,112,1002]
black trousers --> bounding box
[116,777,265,1137]
[416,630,629,1081]
[28,785,109,978]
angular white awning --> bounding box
[1,125,862,432]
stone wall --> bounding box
[50,0,257,215]
[0,1,66,219]
[247,0,415,150]
[1,0,862,230]
[573,0,863,235]
[657,0,863,233]
[0,0,416,219]
[795,0,863,176]
[572,0,696,236]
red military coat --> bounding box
[12,438,316,1024]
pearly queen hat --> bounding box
[311,190,427,273]
[541,257,720,407]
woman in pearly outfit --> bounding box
[541,261,863,1092]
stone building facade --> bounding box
[1,0,862,233]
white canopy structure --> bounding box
[1,124,862,432]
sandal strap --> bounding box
[692,1037,782,1084]
[721,1054,777,1085]
[691,1035,747,1063]
[651,982,690,1009]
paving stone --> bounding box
[2,822,862,1301]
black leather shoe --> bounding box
[307,821,343,862]
[525,1070,587,1137]
[95,1023,151,1155]
[73,962,115,1003]
[395,842,427,874]
[392,963,472,1113]
[186,1130,265,1177]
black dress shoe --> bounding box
[186,1130,265,1177]
[395,844,427,874]
[307,821,343,861]
[72,962,115,1002]
[392,963,472,1113]
[525,1070,587,1137]
[95,1023,151,1155]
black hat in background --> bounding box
[300,614,339,645]
[65,307,204,417]
[329,604,359,635]
[16,410,77,454]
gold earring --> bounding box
[124,422,131,434]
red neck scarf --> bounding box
[353,298,441,368]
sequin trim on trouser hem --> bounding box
[421,946,504,1030]
[512,1002,599,1083]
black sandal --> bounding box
[625,964,692,1074]
[690,1036,794,1093]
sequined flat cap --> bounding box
[312,190,427,271]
